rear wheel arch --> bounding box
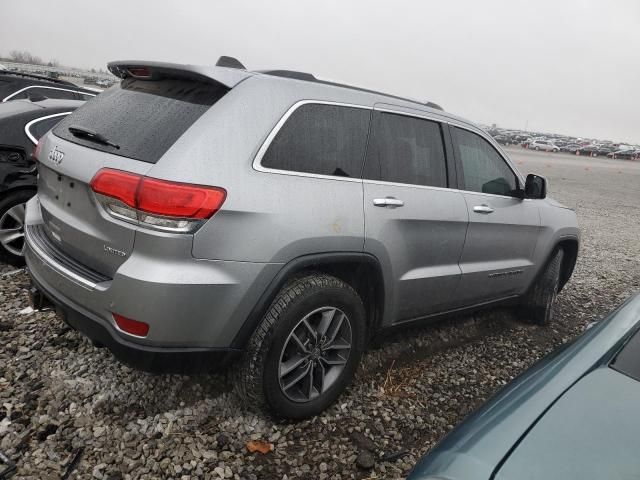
[232,253,385,349]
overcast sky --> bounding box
[3,0,638,143]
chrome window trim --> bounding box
[252,100,371,183]
[362,178,529,200]
[374,105,446,124]
[24,111,72,145]
[252,99,528,197]
[362,178,456,194]
[2,85,96,102]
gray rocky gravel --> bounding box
[0,150,638,479]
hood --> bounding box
[408,294,640,480]
[495,367,640,480]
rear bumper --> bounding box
[28,272,239,372]
[24,196,282,368]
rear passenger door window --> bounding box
[363,112,448,187]
[451,127,518,196]
[260,103,370,178]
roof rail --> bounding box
[215,56,246,70]
[261,70,317,81]
[424,101,444,111]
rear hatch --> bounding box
[38,66,232,277]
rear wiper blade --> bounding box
[68,125,120,149]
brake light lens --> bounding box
[137,177,226,219]
[113,313,149,337]
[90,169,139,207]
[33,139,43,161]
[127,67,152,79]
[90,168,226,232]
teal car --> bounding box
[409,293,640,480]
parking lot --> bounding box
[0,149,638,480]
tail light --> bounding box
[33,139,43,161]
[90,168,226,232]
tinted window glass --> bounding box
[611,328,640,382]
[261,103,370,178]
[363,112,447,187]
[29,115,68,141]
[54,77,228,164]
[12,87,78,101]
[452,127,518,196]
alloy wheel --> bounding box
[0,202,26,257]
[278,306,352,403]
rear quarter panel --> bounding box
[146,76,374,263]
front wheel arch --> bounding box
[556,238,579,291]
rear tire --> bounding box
[521,249,564,325]
[0,190,34,266]
[236,273,366,419]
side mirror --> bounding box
[524,173,547,199]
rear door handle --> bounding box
[373,197,404,208]
[473,204,494,214]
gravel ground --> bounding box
[1,150,638,480]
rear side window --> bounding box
[54,77,228,164]
[363,112,448,187]
[451,127,518,196]
[261,103,370,178]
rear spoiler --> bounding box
[107,60,255,89]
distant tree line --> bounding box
[0,50,59,67]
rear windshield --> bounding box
[53,77,228,163]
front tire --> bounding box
[236,273,366,419]
[521,249,564,325]
[0,190,34,266]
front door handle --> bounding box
[373,197,404,208]
[473,204,494,214]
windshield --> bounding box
[53,77,228,163]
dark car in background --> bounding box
[0,98,83,264]
[575,145,601,156]
[492,134,513,145]
[608,149,638,160]
[560,143,581,153]
[408,293,640,480]
[0,71,97,103]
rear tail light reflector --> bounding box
[113,313,149,337]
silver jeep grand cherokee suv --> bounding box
[25,57,579,419]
